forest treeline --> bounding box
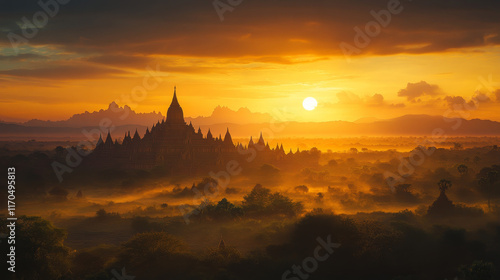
[1,185,499,280]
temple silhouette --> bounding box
[89,87,297,173]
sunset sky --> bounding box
[1,0,500,123]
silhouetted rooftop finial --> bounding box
[218,236,226,250]
[96,134,103,146]
[258,132,265,145]
[171,87,179,107]
[105,130,113,144]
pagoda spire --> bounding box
[171,86,180,107]
[96,134,103,147]
[105,129,112,144]
[218,236,226,250]
[133,129,140,141]
[224,128,233,146]
[166,86,184,124]
[258,132,265,146]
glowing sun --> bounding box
[302,97,318,111]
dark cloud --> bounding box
[397,81,441,101]
[0,0,498,59]
[0,64,128,80]
[367,93,384,106]
[86,55,153,68]
[443,91,496,110]
[444,95,474,110]
[473,92,492,103]
[0,53,47,61]
[367,93,405,108]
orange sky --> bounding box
[1,0,500,123]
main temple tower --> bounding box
[166,86,185,125]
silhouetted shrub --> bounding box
[243,184,303,217]
[0,216,71,279]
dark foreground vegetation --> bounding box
[1,141,500,279]
[2,205,499,280]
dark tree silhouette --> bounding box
[316,192,324,203]
[212,198,243,218]
[242,184,303,217]
[438,179,452,194]
[328,159,338,166]
[115,232,195,279]
[459,260,494,280]
[294,185,309,193]
[474,156,481,164]
[453,142,463,150]
[242,184,271,211]
[1,216,71,279]
[457,164,469,177]
[478,170,499,211]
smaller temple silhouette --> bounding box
[218,237,226,250]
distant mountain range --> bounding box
[192,114,500,138]
[1,103,500,140]
[185,106,272,125]
[21,102,164,128]
[2,103,271,128]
